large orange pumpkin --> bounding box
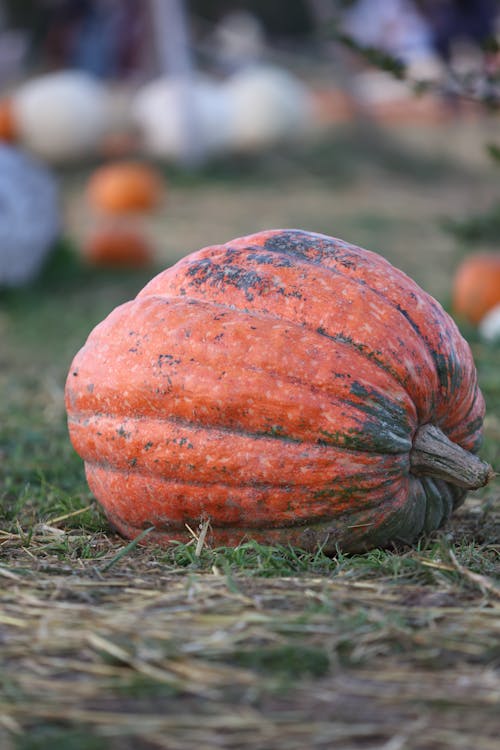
[65,229,492,552]
[86,161,163,215]
[452,252,500,325]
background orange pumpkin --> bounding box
[83,226,153,268]
[65,229,491,553]
[0,98,17,142]
[452,252,500,325]
[86,161,164,215]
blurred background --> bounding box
[0,0,499,331]
[1,7,500,747]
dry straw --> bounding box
[0,521,499,749]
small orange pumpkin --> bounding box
[83,227,153,268]
[86,161,163,215]
[452,252,500,325]
[310,87,355,126]
[0,98,17,142]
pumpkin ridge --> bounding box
[237,238,462,402]
[86,464,407,530]
[232,232,480,441]
[139,285,415,396]
[149,247,442,417]
[432,479,466,510]
[68,297,415,454]
[69,411,304,444]
[257,230,478,428]
[420,477,453,532]
[316,328,401,388]
[83,462,399,493]
[437,383,484,451]
[69,409,412,454]
[72,414,407,500]
[183,291,410,393]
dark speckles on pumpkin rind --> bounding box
[186,257,213,278]
[186,258,259,301]
[263,230,358,268]
[186,254,304,302]
[157,354,181,368]
[263,231,320,258]
[245,250,294,268]
[173,437,194,449]
[317,327,402,385]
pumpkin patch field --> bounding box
[1,123,499,750]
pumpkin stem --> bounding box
[410,424,494,490]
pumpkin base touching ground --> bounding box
[66,228,493,553]
[105,511,416,555]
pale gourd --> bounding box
[13,71,112,163]
[479,304,500,342]
[223,65,314,152]
[132,76,231,162]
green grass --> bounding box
[16,729,108,750]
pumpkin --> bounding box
[65,229,492,552]
[0,144,59,287]
[452,252,500,325]
[86,161,163,215]
[0,98,17,142]
[83,227,153,268]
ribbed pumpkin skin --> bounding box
[65,230,485,552]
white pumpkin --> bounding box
[132,75,231,162]
[13,71,112,162]
[223,65,315,152]
[479,303,500,343]
[0,145,59,286]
